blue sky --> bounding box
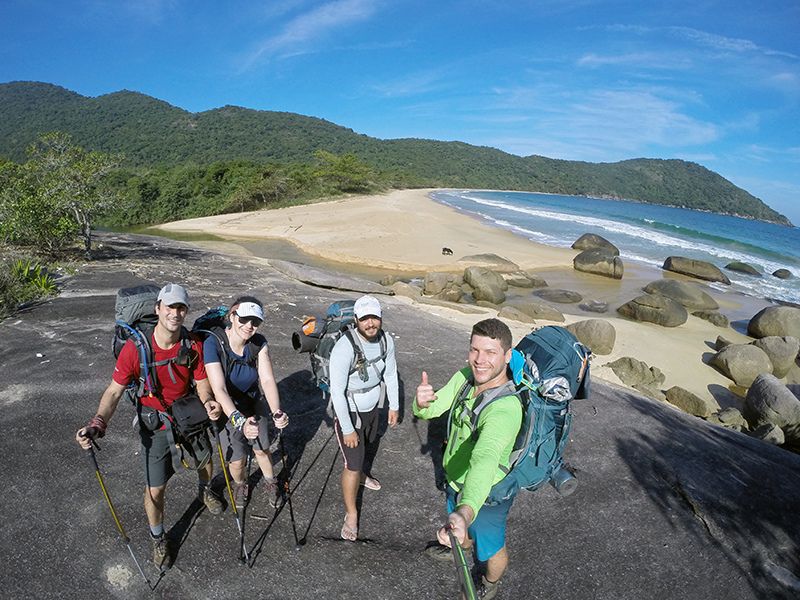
[2,0,799,223]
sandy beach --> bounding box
[158,188,791,410]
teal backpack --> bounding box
[452,326,591,505]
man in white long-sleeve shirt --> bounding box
[330,295,399,541]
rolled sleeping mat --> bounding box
[292,330,320,353]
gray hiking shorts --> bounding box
[220,401,273,463]
[139,425,212,488]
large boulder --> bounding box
[751,336,800,379]
[710,344,773,388]
[391,281,422,298]
[749,423,785,445]
[573,249,624,279]
[458,254,519,273]
[607,357,665,389]
[617,293,688,327]
[463,266,507,304]
[662,256,731,285]
[423,271,457,296]
[502,271,541,288]
[665,386,720,418]
[691,310,729,328]
[533,288,583,304]
[725,261,761,277]
[497,306,537,324]
[571,233,620,256]
[509,301,565,322]
[565,319,616,355]
[643,279,718,310]
[743,373,800,444]
[772,268,792,279]
[748,306,800,339]
[578,299,609,313]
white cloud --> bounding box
[577,52,691,70]
[370,69,449,98]
[242,0,377,67]
[669,27,798,60]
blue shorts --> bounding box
[446,486,514,562]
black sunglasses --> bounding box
[235,312,262,327]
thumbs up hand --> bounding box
[415,370,437,409]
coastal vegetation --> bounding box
[0,81,791,226]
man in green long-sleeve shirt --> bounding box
[414,318,522,600]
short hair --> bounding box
[471,318,512,351]
[226,295,263,319]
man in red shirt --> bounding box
[76,283,222,569]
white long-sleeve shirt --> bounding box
[329,329,398,435]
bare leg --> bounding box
[341,468,360,539]
[228,458,246,483]
[144,485,166,527]
[485,546,509,582]
[253,448,274,479]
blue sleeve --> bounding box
[203,336,222,365]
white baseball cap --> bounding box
[354,295,382,319]
[157,283,190,307]
[236,301,264,321]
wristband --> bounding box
[86,415,107,438]
[273,410,285,420]
[230,410,247,431]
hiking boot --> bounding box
[200,487,223,515]
[151,533,170,569]
[263,477,281,509]
[423,541,454,563]
[233,481,249,511]
[477,576,500,599]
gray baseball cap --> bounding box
[157,283,190,307]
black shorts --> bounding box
[334,405,379,472]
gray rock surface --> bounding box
[716,335,733,350]
[744,373,800,444]
[571,233,620,255]
[572,249,624,279]
[510,300,566,322]
[269,259,392,294]
[752,336,800,379]
[692,310,729,328]
[578,299,609,313]
[710,344,773,388]
[521,270,549,288]
[533,288,583,304]
[502,271,543,288]
[565,319,616,355]
[464,266,507,304]
[665,386,720,418]
[707,407,747,432]
[607,357,665,388]
[643,279,719,310]
[3,232,800,600]
[750,423,786,445]
[391,281,422,298]
[423,271,452,295]
[457,253,519,272]
[617,293,688,327]
[725,261,762,277]
[662,256,731,285]
[416,295,488,314]
[748,306,800,339]
[772,268,792,279]
[497,306,537,324]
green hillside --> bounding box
[0,81,791,225]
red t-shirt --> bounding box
[113,332,207,411]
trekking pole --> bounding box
[211,420,249,563]
[447,525,477,600]
[277,431,302,549]
[82,434,152,589]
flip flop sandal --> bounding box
[360,476,381,491]
[341,516,358,541]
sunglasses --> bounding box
[235,313,263,327]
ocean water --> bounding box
[431,190,800,304]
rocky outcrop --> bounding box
[707,407,747,432]
[497,306,537,324]
[662,256,731,285]
[573,249,624,279]
[748,306,800,339]
[508,301,565,322]
[772,268,792,279]
[565,319,616,355]
[463,266,507,304]
[457,253,519,273]
[692,310,729,328]
[665,386,720,418]
[710,344,773,388]
[502,271,545,288]
[715,335,733,351]
[725,261,761,277]
[522,270,548,288]
[269,259,392,294]
[391,281,422,298]
[571,233,620,255]
[578,300,609,313]
[617,293,688,327]
[749,423,785,445]
[415,295,488,314]
[744,373,800,444]
[607,357,665,389]
[643,279,719,310]
[751,336,800,379]
[533,288,583,304]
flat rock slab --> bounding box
[269,259,392,295]
[2,232,800,600]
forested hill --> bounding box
[0,81,791,225]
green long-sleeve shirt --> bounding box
[413,367,522,517]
